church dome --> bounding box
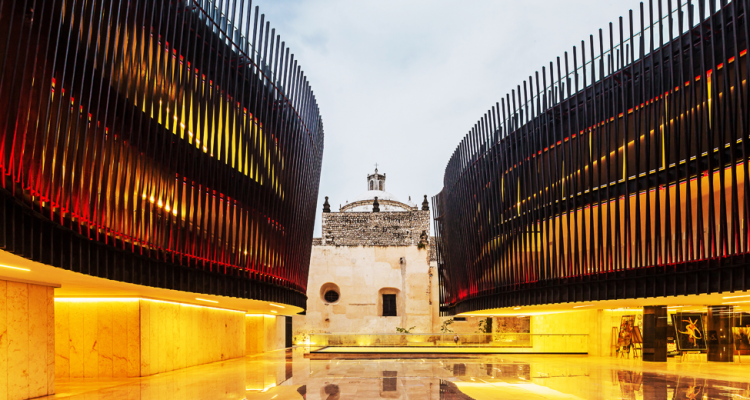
[340,168,416,212]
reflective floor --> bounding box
[40,348,750,399]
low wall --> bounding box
[55,298,246,378]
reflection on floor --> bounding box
[39,348,750,399]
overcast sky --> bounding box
[251,0,652,236]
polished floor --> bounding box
[40,348,750,399]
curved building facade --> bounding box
[0,0,323,308]
[434,1,750,315]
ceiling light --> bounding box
[573,304,593,308]
[723,294,750,300]
[271,310,277,313]
[722,300,750,305]
[0,264,30,272]
[269,303,285,308]
[513,307,521,310]
[195,298,218,304]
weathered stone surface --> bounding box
[321,211,430,247]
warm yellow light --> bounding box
[723,300,750,305]
[149,196,155,203]
[55,297,139,302]
[172,209,178,216]
[723,294,750,300]
[0,264,30,272]
[195,298,218,304]
[157,200,163,207]
[164,205,170,212]
[269,303,285,308]
[573,304,593,308]
[513,307,521,310]
[270,310,277,313]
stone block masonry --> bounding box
[321,211,430,246]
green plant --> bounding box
[417,242,426,250]
[396,326,416,334]
[476,317,492,334]
[440,318,455,333]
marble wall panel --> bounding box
[112,301,128,377]
[46,288,54,395]
[8,281,29,400]
[246,315,264,355]
[138,300,245,376]
[82,301,98,378]
[140,299,151,376]
[0,280,55,400]
[68,301,84,378]
[28,284,48,398]
[126,299,140,378]
[0,281,6,400]
[56,299,139,379]
[97,301,113,378]
[56,298,247,379]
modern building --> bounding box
[294,169,438,338]
[433,1,750,362]
[0,0,323,397]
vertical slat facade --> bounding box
[0,0,324,308]
[434,0,750,315]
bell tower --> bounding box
[367,165,386,191]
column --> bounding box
[642,306,667,362]
[706,305,733,362]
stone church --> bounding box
[293,169,440,338]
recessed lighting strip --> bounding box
[195,297,219,304]
[55,297,245,313]
[723,294,750,300]
[269,303,285,308]
[722,300,750,305]
[0,264,31,272]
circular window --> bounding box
[324,290,339,303]
[320,282,341,304]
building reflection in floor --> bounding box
[38,348,750,399]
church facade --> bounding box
[293,169,440,338]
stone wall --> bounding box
[321,211,429,246]
[293,245,438,336]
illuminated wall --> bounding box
[245,314,285,355]
[55,298,246,378]
[434,1,750,314]
[0,0,323,307]
[0,279,55,399]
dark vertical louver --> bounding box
[0,0,324,308]
[434,0,750,315]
